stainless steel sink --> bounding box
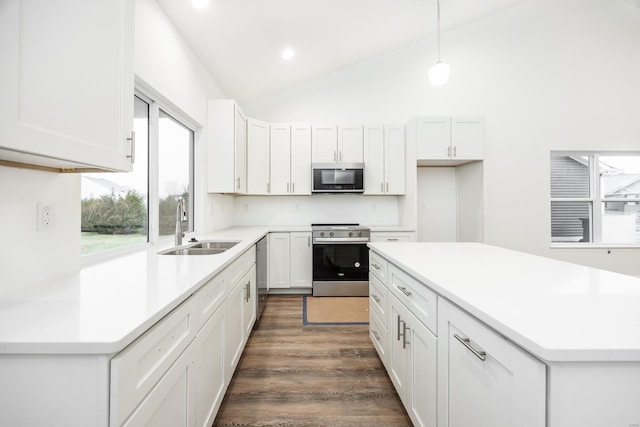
[159,240,239,255]
[189,241,239,250]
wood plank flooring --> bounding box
[213,295,412,427]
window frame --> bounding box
[81,88,198,264]
[550,150,640,248]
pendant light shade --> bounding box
[428,61,450,86]
[429,0,450,86]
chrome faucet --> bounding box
[175,196,186,246]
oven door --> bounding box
[312,243,369,283]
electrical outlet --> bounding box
[37,202,55,231]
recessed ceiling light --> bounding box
[282,47,295,61]
[192,0,210,10]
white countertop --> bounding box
[369,242,640,363]
[0,227,268,355]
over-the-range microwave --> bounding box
[311,163,364,193]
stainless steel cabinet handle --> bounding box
[126,131,135,164]
[386,182,389,192]
[247,281,251,300]
[236,177,240,190]
[453,146,457,157]
[397,315,402,341]
[287,182,290,193]
[371,263,381,271]
[387,238,399,241]
[372,294,380,303]
[267,182,270,193]
[334,151,337,161]
[339,151,342,162]
[402,322,410,349]
[292,182,295,193]
[454,333,487,361]
[307,236,310,247]
[372,330,380,342]
[447,146,451,157]
[397,286,412,297]
[381,182,384,192]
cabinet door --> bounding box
[290,232,312,288]
[270,124,292,195]
[363,125,385,195]
[451,117,485,160]
[121,345,196,427]
[194,306,225,427]
[290,124,312,195]
[416,117,451,160]
[241,265,257,339]
[0,0,134,172]
[437,299,545,427]
[406,310,437,427]
[387,293,409,404]
[312,124,338,163]
[246,118,270,195]
[225,280,245,382]
[234,107,247,194]
[338,124,364,163]
[384,124,405,195]
[268,232,290,289]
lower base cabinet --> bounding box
[437,298,546,427]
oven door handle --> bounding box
[312,238,370,244]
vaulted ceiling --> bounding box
[157,0,529,104]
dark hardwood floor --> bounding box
[213,295,412,427]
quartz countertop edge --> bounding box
[368,242,640,363]
[0,227,269,355]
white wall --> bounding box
[0,168,79,296]
[243,0,640,276]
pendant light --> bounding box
[428,0,450,86]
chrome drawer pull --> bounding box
[402,322,410,349]
[454,333,487,361]
[397,286,412,297]
[372,330,380,342]
[372,294,380,303]
[371,263,381,270]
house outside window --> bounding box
[81,93,195,256]
[550,152,640,245]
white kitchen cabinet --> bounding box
[247,118,270,195]
[289,232,313,288]
[311,124,363,163]
[270,124,312,195]
[413,117,484,166]
[364,125,405,195]
[387,292,437,427]
[0,0,134,172]
[268,232,312,289]
[208,99,247,193]
[437,298,545,427]
[370,231,417,242]
[120,344,196,427]
[193,301,226,427]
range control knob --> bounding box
[330,231,335,237]
[320,232,325,237]
[349,231,353,237]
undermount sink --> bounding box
[159,240,240,256]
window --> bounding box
[81,94,195,256]
[550,152,640,245]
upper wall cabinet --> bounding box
[364,124,405,195]
[413,117,485,166]
[247,118,270,195]
[208,100,247,194]
[0,0,135,172]
[312,124,363,163]
[270,124,312,195]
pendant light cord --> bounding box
[436,0,442,62]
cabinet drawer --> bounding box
[369,250,388,283]
[370,309,388,368]
[193,273,225,331]
[241,245,256,271]
[369,274,388,323]
[110,297,197,426]
[370,232,416,242]
[388,264,437,335]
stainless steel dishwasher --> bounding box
[255,236,268,320]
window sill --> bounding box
[550,243,640,249]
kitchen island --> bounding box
[0,227,271,427]
[368,242,640,427]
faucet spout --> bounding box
[175,196,185,246]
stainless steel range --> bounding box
[311,223,370,296]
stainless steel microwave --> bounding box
[311,163,364,193]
